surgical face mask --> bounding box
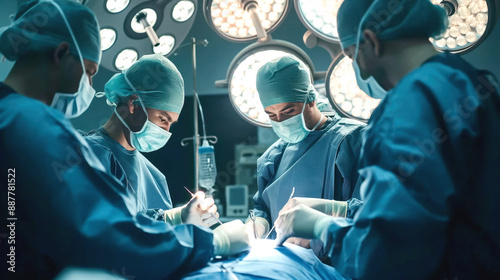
[114,82,172,153]
[352,6,388,100]
[270,97,323,144]
[48,1,96,118]
[352,58,387,100]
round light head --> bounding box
[431,0,495,53]
[115,49,138,71]
[131,8,158,33]
[326,55,380,121]
[205,0,289,42]
[173,0,196,22]
[100,28,117,51]
[106,0,130,13]
[227,41,315,127]
[295,0,344,42]
[153,35,176,55]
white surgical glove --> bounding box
[213,220,251,256]
[275,204,334,246]
[164,191,220,227]
[245,217,269,239]
[281,197,348,218]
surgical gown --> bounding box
[85,128,173,211]
[0,83,214,279]
[252,115,365,234]
[317,53,500,279]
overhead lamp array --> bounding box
[204,0,289,42]
[431,0,498,53]
[88,0,198,71]
[326,55,380,121]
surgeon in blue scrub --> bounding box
[86,54,219,227]
[247,56,365,248]
[275,0,500,279]
[0,1,249,279]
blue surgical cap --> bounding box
[256,56,316,108]
[105,54,185,114]
[0,0,101,63]
[337,0,449,49]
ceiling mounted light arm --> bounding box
[303,30,342,60]
[240,0,270,41]
[439,0,459,16]
[136,11,160,47]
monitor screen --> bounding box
[229,187,245,206]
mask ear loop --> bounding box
[48,0,85,79]
[301,87,324,132]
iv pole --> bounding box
[181,38,217,192]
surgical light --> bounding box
[173,0,196,22]
[294,0,345,43]
[326,55,380,121]
[131,9,157,33]
[88,0,198,71]
[135,11,160,47]
[115,49,138,71]
[431,0,498,53]
[106,0,130,13]
[153,35,176,56]
[100,28,117,51]
[203,0,289,42]
[216,40,317,127]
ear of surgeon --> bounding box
[257,56,326,143]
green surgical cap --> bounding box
[105,54,185,114]
[0,0,101,64]
[256,56,316,108]
[337,0,448,49]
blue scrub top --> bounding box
[0,83,213,279]
[252,115,365,230]
[317,53,500,279]
[85,128,173,211]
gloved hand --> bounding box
[245,217,269,239]
[280,197,348,217]
[164,191,219,227]
[213,220,251,256]
[275,204,334,246]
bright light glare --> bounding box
[210,0,287,40]
[153,35,176,56]
[329,57,380,120]
[131,9,158,33]
[297,0,344,41]
[173,0,195,22]
[100,28,116,51]
[430,0,489,52]
[106,0,130,13]
[230,49,305,126]
[115,49,138,70]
